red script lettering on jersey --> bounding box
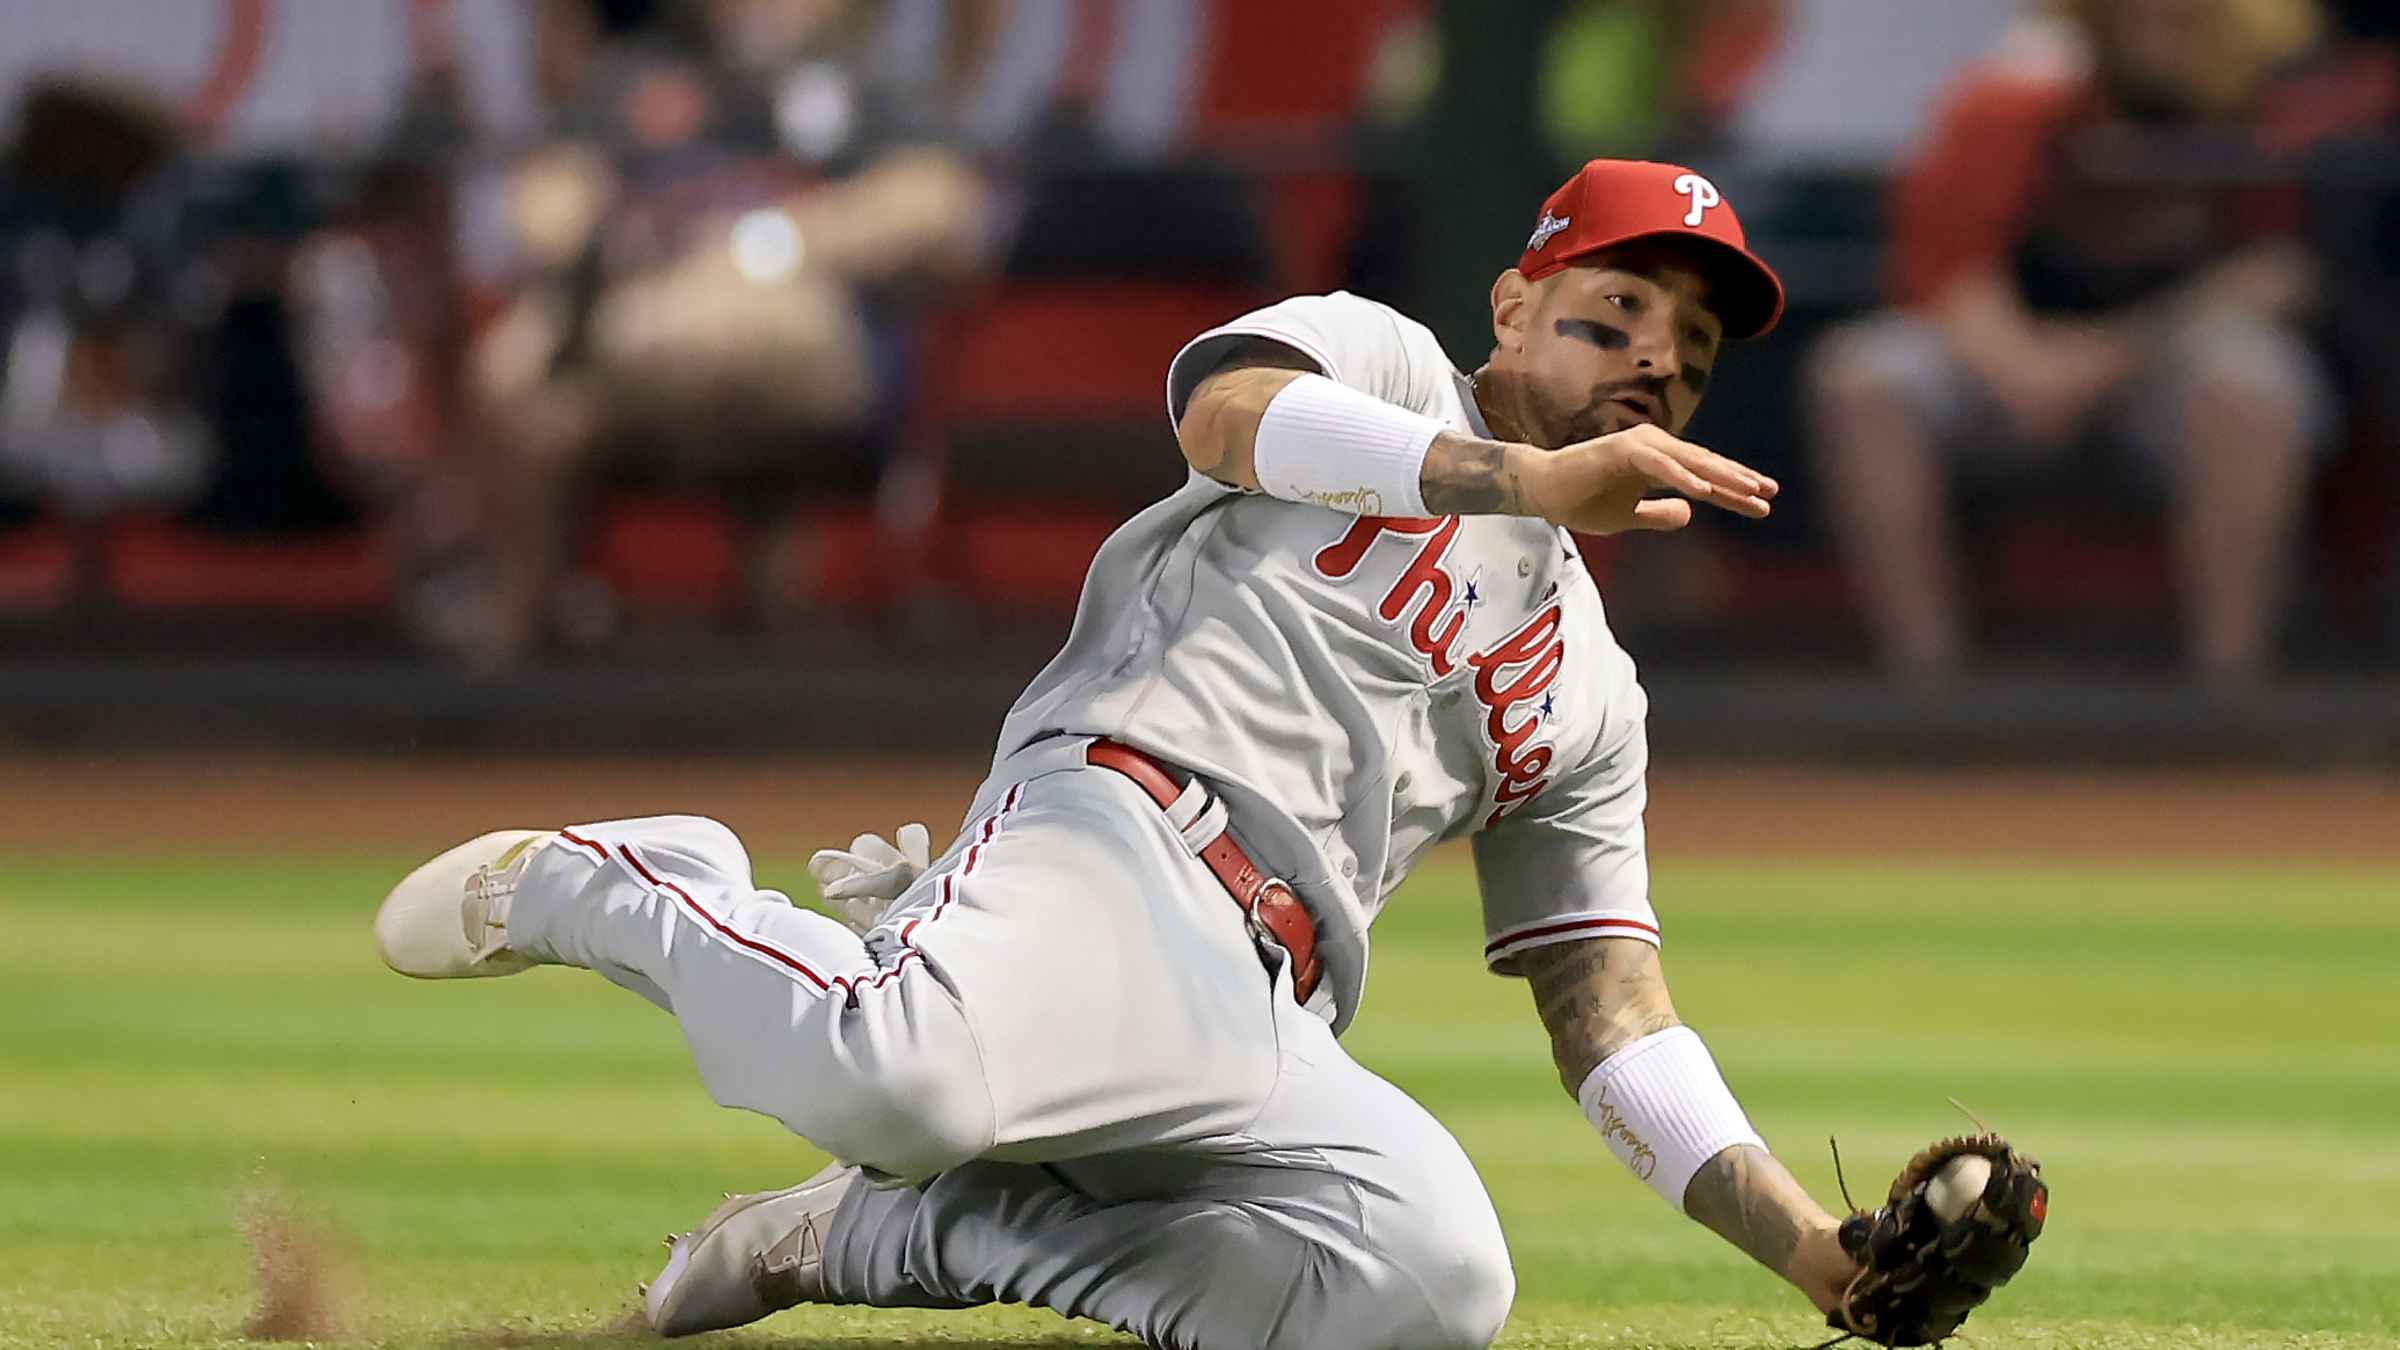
[1314,516,1565,827]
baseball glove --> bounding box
[1825,1133,2048,1347]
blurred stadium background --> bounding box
[0,0,2393,757]
[3,4,2397,1348]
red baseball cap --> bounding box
[1516,159,1786,340]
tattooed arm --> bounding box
[1175,335,1771,531]
[1175,339,1528,510]
[1518,938,1859,1313]
[1684,1142,1860,1313]
[1517,935,1682,1090]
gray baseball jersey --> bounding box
[490,291,1658,1347]
[987,290,1660,1032]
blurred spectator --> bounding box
[1725,0,2019,168]
[0,79,214,522]
[456,0,991,671]
[0,0,539,161]
[2265,0,2400,655]
[882,0,1206,165]
[2,2,535,571]
[1805,0,2342,687]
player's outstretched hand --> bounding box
[808,823,932,934]
[1523,424,1776,535]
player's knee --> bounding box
[1405,1225,1517,1349]
[1407,1159,1516,1347]
[803,1011,996,1182]
[1320,1177,1513,1349]
[873,1075,992,1179]
[1292,1233,1512,1350]
[824,1079,991,1182]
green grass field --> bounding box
[3,848,2393,1349]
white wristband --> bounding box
[1576,1026,1766,1213]
[1252,373,1443,518]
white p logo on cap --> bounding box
[1672,173,1721,228]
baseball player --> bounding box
[375,159,2043,1349]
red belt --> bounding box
[1085,739,1324,1005]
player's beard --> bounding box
[1527,378,1669,447]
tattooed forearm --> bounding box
[1518,938,1681,1092]
[1525,941,1849,1300]
[1526,940,1847,1298]
[1419,433,1531,517]
[1682,1144,1814,1279]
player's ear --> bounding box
[1491,269,1533,354]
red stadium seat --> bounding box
[0,520,76,613]
[934,281,1264,426]
[888,2,1429,613]
[590,497,741,610]
[1188,0,1424,294]
[1189,0,1423,137]
[917,281,1267,612]
[101,518,389,613]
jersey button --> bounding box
[1339,856,1357,878]
[1394,772,1412,792]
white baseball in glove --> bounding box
[807,822,931,934]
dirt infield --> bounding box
[3,752,2391,864]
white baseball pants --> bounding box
[505,759,1513,1350]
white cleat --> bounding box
[374,830,556,978]
[645,1162,858,1337]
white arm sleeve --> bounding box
[1250,374,1443,518]
[1578,1026,1766,1211]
